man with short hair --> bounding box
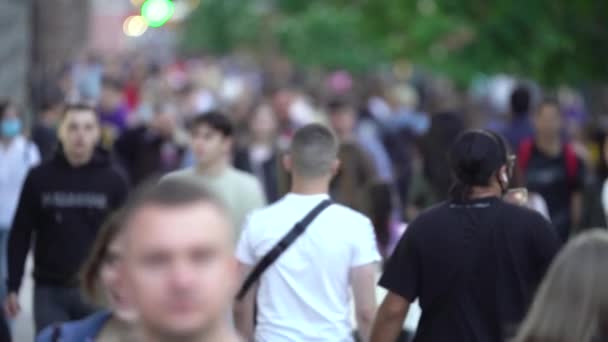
[4,104,129,333]
[235,124,380,342]
[164,112,266,235]
[518,99,585,242]
[119,179,242,342]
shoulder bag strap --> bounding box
[236,199,333,300]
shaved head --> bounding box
[289,124,339,178]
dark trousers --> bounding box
[34,285,96,335]
[0,310,9,342]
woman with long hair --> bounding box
[514,229,608,342]
[37,211,137,341]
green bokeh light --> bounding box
[141,0,174,28]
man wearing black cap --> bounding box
[371,130,560,342]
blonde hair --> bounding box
[514,229,608,342]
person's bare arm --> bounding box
[370,292,410,342]
[233,263,257,341]
[351,263,378,342]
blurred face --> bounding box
[2,105,18,120]
[153,110,178,138]
[58,110,100,162]
[100,234,136,321]
[1,105,21,139]
[534,103,562,138]
[100,86,123,111]
[272,90,292,122]
[250,105,278,141]
[122,202,238,340]
[329,107,356,139]
[190,124,230,168]
[45,104,65,127]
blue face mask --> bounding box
[1,118,22,138]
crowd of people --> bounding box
[0,52,607,341]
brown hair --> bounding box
[80,210,124,303]
[60,103,97,123]
[514,229,608,342]
[120,178,224,227]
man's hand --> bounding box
[4,292,21,318]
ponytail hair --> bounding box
[448,130,509,200]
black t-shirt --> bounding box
[380,197,559,342]
[524,145,584,241]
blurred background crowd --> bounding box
[1,0,608,339]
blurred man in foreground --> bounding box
[119,179,241,342]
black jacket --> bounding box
[114,126,185,186]
[581,178,608,231]
[234,147,281,203]
[7,147,128,292]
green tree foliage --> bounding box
[275,4,384,72]
[181,0,261,54]
[182,0,608,84]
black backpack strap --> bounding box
[236,199,332,300]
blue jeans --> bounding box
[34,285,97,335]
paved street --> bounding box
[13,255,34,342]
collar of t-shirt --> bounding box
[284,192,331,204]
[449,196,500,208]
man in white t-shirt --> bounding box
[234,124,380,342]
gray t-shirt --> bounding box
[163,166,266,236]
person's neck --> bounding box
[103,316,137,340]
[251,136,274,148]
[468,185,501,199]
[290,176,330,196]
[65,152,93,167]
[196,158,229,177]
[337,131,354,143]
[536,135,562,156]
[144,323,241,342]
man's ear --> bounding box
[499,165,509,185]
[282,154,292,173]
[331,159,341,176]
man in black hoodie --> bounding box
[4,104,129,334]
